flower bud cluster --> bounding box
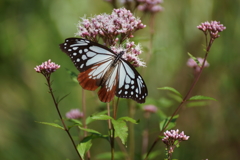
[162,129,190,144]
[34,59,60,75]
[162,129,189,153]
[197,21,226,39]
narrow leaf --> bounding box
[69,119,82,125]
[188,95,217,101]
[91,114,113,121]
[36,121,64,130]
[118,117,139,124]
[158,87,182,98]
[78,126,101,134]
[159,115,179,131]
[187,52,200,66]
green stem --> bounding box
[46,76,82,160]
[81,89,91,160]
[144,37,215,160]
[107,102,114,160]
[128,100,135,160]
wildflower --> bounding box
[197,21,226,39]
[137,0,164,13]
[76,8,146,46]
[66,109,84,119]
[187,57,209,72]
[143,105,158,113]
[162,129,189,154]
[34,59,60,76]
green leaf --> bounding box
[77,139,92,158]
[174,140,180,148]
[159,115,179,131]
[186,101,207,108]
[112,119,128,145]
[86,110,108,125]
[187,52,200,66]
[118,117,139,124]
[65,68,78,83]
[69,119,82,125]
[78,126,101,134]
[158,87,182,99]
[36,121,64,130]
[188,95,217,101]
[91,114,113,121]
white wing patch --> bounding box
[86,54,113,66]
[88,60,113,80]
[116,60,147,102]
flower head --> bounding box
[187,57,209,72]
[162,129,189,154]
[137,0,164,13]
[34,59,60,76]
[197,21,226,39]
[143,105,158,113]
[76,8,146,46]
[66,109,84,119]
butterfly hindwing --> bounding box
[116,60,148,103]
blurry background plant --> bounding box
[0,0,239,160]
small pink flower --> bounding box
[197,21,226,39]
[143,105,158,113]
[34,59,60,75]
[75,8,146,46]
[187,57,209,72]
[66,109,84,119]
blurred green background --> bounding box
[1,0,239,160]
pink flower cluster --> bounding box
[110,40,145,67]
[76,8,146,46]
[162,129,189,153]
[197,21,226,38]
[66,109,84,119]
[162,129,189,142]
[34,59,60,75]
[187,57,209,72]
[137,0,164,13]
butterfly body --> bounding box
[60,38,148,103]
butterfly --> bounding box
[59,38,148,103]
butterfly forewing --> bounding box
[59,38,116,72]
[60,38,148,103]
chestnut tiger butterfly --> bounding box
[59,38,148,103]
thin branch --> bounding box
[144,37,215,160]
[46,76,82,160]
